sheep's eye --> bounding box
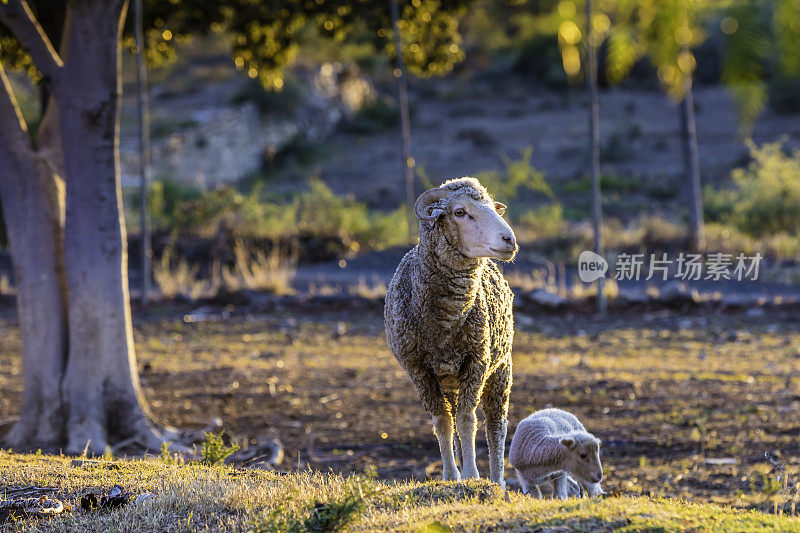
[580,453,588,460]
[454,208,466,217]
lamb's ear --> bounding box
[494,202,507,216]
[560,437,576,449]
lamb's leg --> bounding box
[481,364,511,489]
[433,414,460,481]
[517,471,543,498]
[581,481,604,497]
[554,474,569,500]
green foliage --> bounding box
[720,0,770,131]
[474,147,555,203]
[731,141,800,235]
[341,98,400,134]
[518,203,565,239]
[710,140,800,236]
[200,432,239,466]
[702,185,737,223]
[147,178,203,231]
[145,178,410,251]
[296,491,365,533]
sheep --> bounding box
[384,177,518,488]
[509,408,604,499]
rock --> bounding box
[617,287,652,305]
[524,289,567,308]
[657,281,693,305]
[720,293,762,308]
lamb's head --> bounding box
[560,431,603,484]
[415,177,518,262]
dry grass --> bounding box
[153,242,297,300]
[1,452,799,532]
[0,274,13,296]
[5,307,800,527]
[152,251,216,301]
[221,241,297,296]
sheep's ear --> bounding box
[560,437,576,449]
[494,202,507,216]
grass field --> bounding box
[3,303,800,529]
[2,452,800,531]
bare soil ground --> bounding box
[3,301,800,513]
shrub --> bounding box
[341,98,399,134]
[702,186,737,223]
[230,75,304,117]
[517,203,565,240]
[474,147,555,202]
[144,179,411,251]
[729,140,800,236]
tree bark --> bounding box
[680,79,703,251]
[585,0,606,314]
[0,69,67,448]
[56,0,160,454]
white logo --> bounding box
[578,251,608,282]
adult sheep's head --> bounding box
[560,431,603,485]
[415,177,518,262]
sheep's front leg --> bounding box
[481,363,511,489]
[456,410,479,480]
[457,358,489,481]
[433,414,460,481]
[405,368,459,481]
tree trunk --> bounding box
[585,0,606,314]
[680,80,703,251]
[56,0,160,454]
[0,77,67,449]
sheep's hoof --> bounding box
[461,468,480,480]
[443,469,461,482]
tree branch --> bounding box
[0,62,32,157]
[0,0,63,81]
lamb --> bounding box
[509,408,603,499]
[384,177,518,488]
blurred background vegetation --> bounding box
[1,0,799,299]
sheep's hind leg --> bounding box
[433,414,460,481]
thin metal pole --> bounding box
[134,0,152,302]
[390,0,416,237]
[586,0,606,314]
